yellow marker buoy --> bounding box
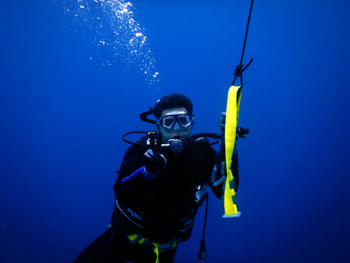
[223,85,242,218]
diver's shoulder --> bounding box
[191,136,210,147]
[190,135,216,154]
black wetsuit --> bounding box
[74,135,224,263]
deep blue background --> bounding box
[0,0,349,262]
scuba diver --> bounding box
[74,0,255,261]
[73,93,241,263]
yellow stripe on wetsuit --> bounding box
[224,85,242,217]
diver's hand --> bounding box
[143,149,167,176]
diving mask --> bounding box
[159,114,193,130]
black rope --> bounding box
[198,1,255,260]
[231,0,255,86]
[240,0,254,66]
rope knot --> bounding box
[234,64,243,77]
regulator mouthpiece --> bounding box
[168,138,184,153]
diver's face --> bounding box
[158,107,193,143]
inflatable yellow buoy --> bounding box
[223,85,242,218]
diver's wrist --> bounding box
[143,154,167,179]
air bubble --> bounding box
[71,0,160,93]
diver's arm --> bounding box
[208,149,239,199]
[114,145,147,201]
[114,145,165,204]
[208,162,225,199]
[230,149,239,191]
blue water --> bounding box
[0,0,348,262]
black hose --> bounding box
[197,195,209,260]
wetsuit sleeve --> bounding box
[206,147,225,199]
[114,145,157,206]
[231,149,239,191]
[208,148,240,199]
